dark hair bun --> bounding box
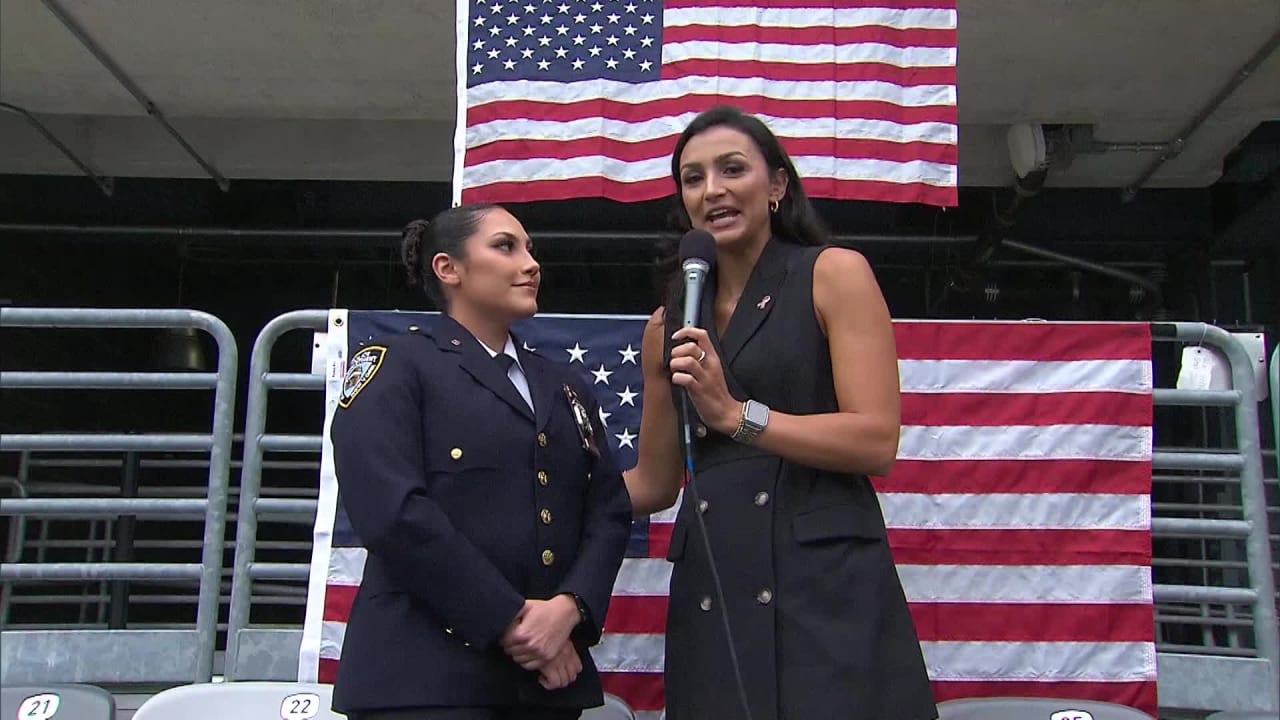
[401,219,431,288]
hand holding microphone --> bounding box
[671,230,739,436]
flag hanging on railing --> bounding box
[452,0,959,206]
[300,311,1157,719]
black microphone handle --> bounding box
[678,266,755,720]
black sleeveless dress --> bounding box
[662,239,937,720]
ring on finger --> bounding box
[697,349,707,364]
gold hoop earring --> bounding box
[769,198,780,213]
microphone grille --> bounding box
[678,229,717,268]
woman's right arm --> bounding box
[623,308,686,514]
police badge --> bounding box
[562,384,600,458]
[338,345,386,408]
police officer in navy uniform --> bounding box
[328,204,633,720]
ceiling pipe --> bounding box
[999,238,1164,314]
[39,0,230,192]
[1121,25,1280,203]
[0,102,113,196]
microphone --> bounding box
[679,229,716,331]
[674,229,754,720]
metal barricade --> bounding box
[223,310,329,681]
[1150,322,1278,713]
[0,308,236,685]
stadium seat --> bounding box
[937,697,1155,720]
[0,684,116,720]
[581,693,636,720]
[1206,713,1278,719]
[131,682,345,719]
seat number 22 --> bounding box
[280,692,321,720]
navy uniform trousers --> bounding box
[328,314,633,719]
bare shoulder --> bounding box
[813,246,878,290]
[812,247,887,324]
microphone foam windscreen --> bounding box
[679,229,717,268]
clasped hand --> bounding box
[501,596,582,690]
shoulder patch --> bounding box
[338,345,387,408]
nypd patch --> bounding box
[338,345,386,408]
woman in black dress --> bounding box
[623,106,937,720]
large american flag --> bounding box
[300,311,1158,719]
[452,0,959,206]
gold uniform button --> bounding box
[541,549,555,566]
[757,588,773,605]
[695,424,708,438]
[540,508,552,525]
[699,596,712,612]
[450,448,463,460]
[537,433,548,447]
[754,491,770,506]
[697,500,709,514]
[537,470,549,486]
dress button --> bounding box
[699,596,713,612]
[697,500,709,514]
[540,508,552,525]
[450,448,463,460]
[541,549,555,566]
[754,491,770,506]
[537,433,548,447]
[537,470,549,486]
[757,588,773,605]
[695,424,708,438]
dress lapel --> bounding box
[434,315,535,423]
[716,239,791,368]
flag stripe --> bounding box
[894,323,1153,361]
[897,424,1152,462]
[464,133,959,168]
[605,597,1156,642]
[900,359,1151,393]
[910,604,1158,643]
[901,391,1151,427]
[600,673,666,713]
[662,24,958,47]
[880,493,1150,531]
[879,459,1152,495]
[612,558,1153,603]
[466,77,957,110]
[661,58,956,84]
[467,95,955,129]
[661,40,957,68]
[887,529,1151,566]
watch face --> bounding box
[745,401,768,427]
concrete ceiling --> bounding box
[2,0,1278,193]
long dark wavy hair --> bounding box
[657,105,831,311]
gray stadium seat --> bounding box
[131,682,345,719]
[581,693,636,720]
[0,684,115,720]
[1206,713,1279,719]
[937,697,1155,720]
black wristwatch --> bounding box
[568,593,590,626]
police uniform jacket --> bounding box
[327,314,633,714]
